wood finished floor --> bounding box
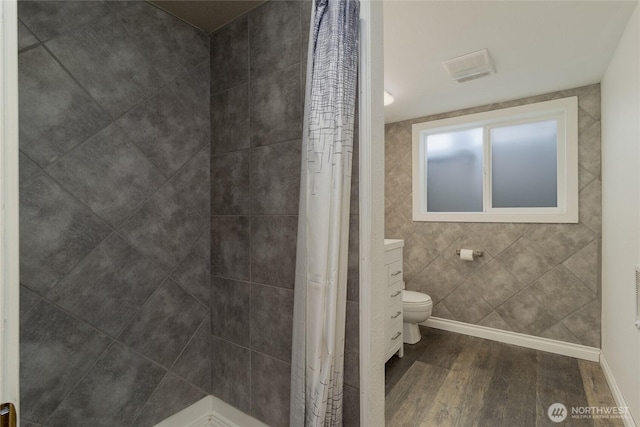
[385,327,624,427]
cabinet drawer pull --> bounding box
[391,270,402,276]
[391,311,401,319]
[391,290,401,298]
[391,332,401,341]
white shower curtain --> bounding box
[290,0,359,425]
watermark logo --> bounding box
[548,403,629,422]
[548,403,567,423]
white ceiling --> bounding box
[383,0,638,123]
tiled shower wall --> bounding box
[209,1,360,425]
[386,85,602,347]
[18,2,211,426]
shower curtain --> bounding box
[290,0,359,425]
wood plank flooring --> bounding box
[385,327,624,427]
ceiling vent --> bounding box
[443,49,495,83]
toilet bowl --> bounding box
[402,290,433,344]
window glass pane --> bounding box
[491,119,558,208]
[426,128,483,212]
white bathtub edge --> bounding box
[153,395,269,427]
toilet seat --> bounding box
[403,290,432,313]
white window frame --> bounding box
[412,96,578,223]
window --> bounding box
[412,97,578,223]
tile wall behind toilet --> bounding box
[385,85,602,347]
[209,1,360,425]
[18,1,211,426]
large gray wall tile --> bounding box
[249,1,301,76]
[211,151,250,215]
[20,301,111,423]
[385,122,412,174]
[46,343,165,427]
[477,312,513,331]
[174,62,210,132]
[250,284,294,362]
[540,323,580,345]
[117,82,209,177]
[467,260,526,309]
[211,338,251,413]
[211,216,250,280]
[579,179,602,234]
[171,320,212,393]
[402,233,439,274]
[172,231,211,306]
[251,216,297,289]
[116,2,208,84]
[18,1,112,41]
[20,175,111,294]
[464,222,528,257]
[250,352,291,427]
[386,164,411,206]
[46,124,165,227]
[578,120,601,177]
[118,182,206,272]
[250,65,302,147]
[132,373,206,427]
[443,281,493,324]
[496,287,557,335]
[413,222,465,253]
[119,279,208,367]
[46,14,164,118]
[211,277,251,347]
[18,46,110,167]
[210,16,248,94]
[526,223,595,263]
[406,255,466,304]
[211,84,250,154]
[563,240,599,294]
[48,234,165,336]
[562,300,601,348]
[529,266,595,322]
[496,238,555,286]
[250,140,301,215]
[169,147,211,218]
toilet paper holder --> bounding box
[455,249,483,257]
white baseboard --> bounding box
[600,353,638,427]
[153,395,268,427]
[423,317,601,362]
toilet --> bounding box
[402,290,433,344]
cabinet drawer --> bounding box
[386,316,403,349]
[388,282,402,307]
[387,260,403,285]
[385,300,403,335]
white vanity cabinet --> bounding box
[384,239,404,362]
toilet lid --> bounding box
[403,290,432,304]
